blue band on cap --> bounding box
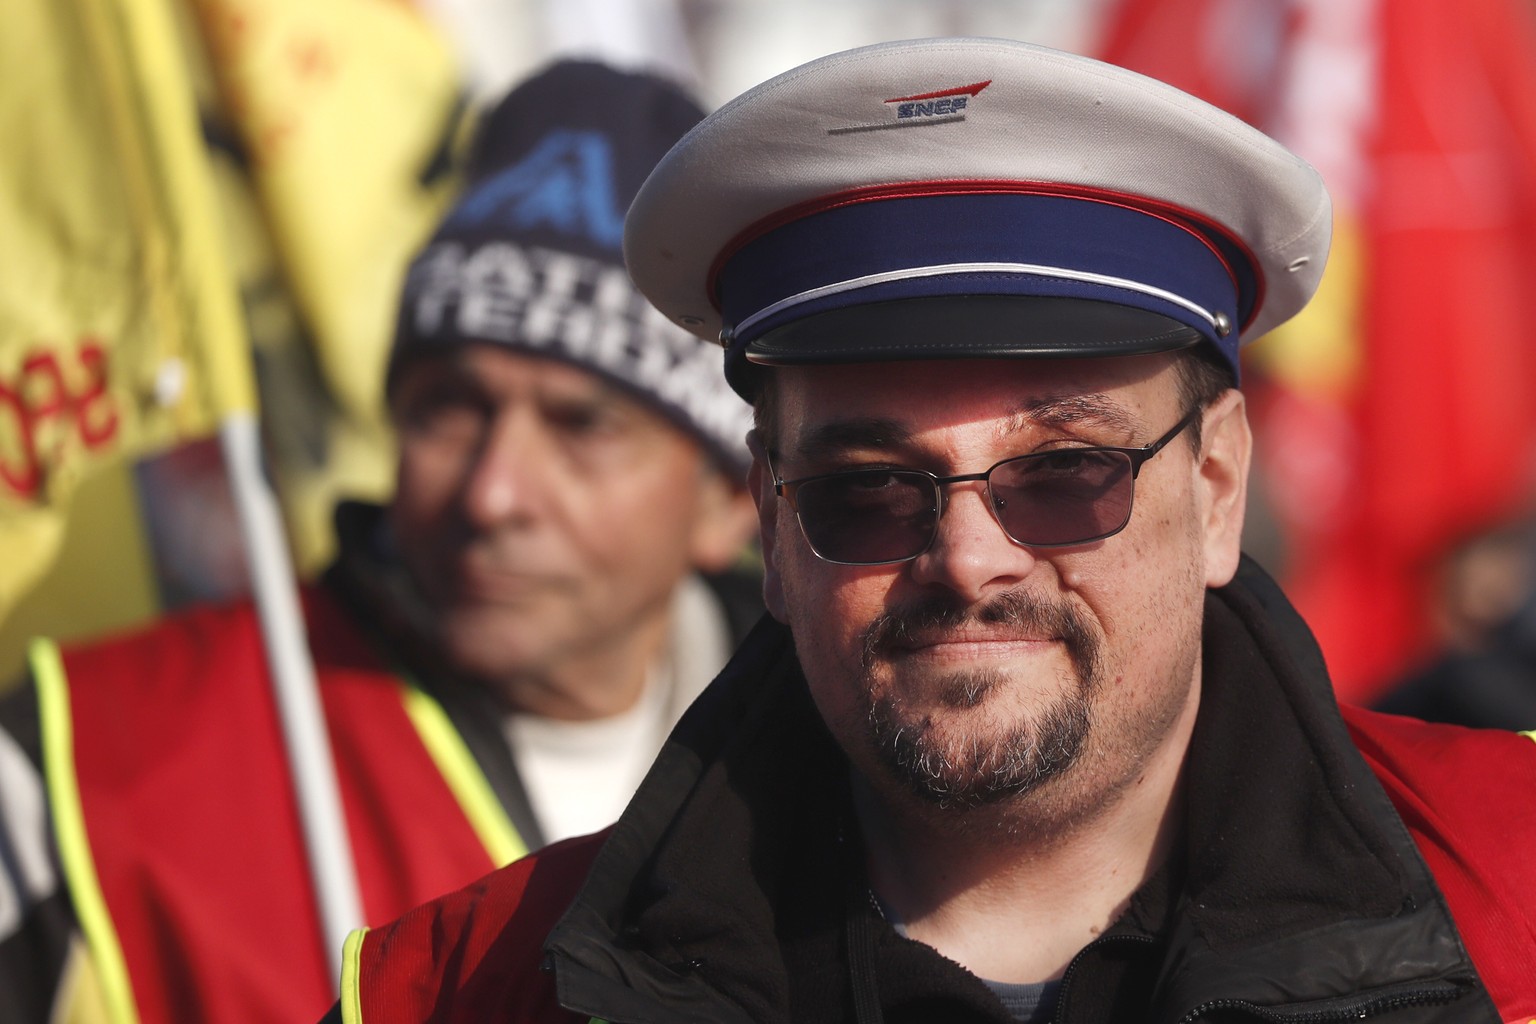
[715,191,1255,361]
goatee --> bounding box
[859,588,1103,809]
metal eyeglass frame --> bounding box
[766,407,1202,565]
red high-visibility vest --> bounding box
[34,588,525,1024]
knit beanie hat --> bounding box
[388,60,751,471]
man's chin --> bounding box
[864,687,1092,810]
[877,654,1081,713]
[434,612,554,682]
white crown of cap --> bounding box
[624,36,1332,348]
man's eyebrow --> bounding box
[399,354,480,392]
[786,418,915,462]
[542,379,619,407]
[783,397,1138,461]
[1003,394,1136,437]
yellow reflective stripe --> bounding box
[1520,729,1536,743]
[31,638,142,1024]
[399,682,528,866]
[338,927,368,1024]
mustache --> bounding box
[861,588,1101,680]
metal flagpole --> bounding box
[220,411,363,988]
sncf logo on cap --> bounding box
[886,80,991,122]
[827,78,991,135]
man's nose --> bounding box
[459,413,548,528]
[906,480,1040,601]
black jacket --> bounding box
[533,557,1502,1023]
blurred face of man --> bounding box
[750,353,1249,830]
[389,344,747,710]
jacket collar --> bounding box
[1115,558,1490,1020]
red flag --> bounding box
[1095,0,1536,700]
[1093,0,1297,128]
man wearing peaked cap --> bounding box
[328,40,1536,1024]
[0,60,759,1024]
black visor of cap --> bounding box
[727,294,1205,398]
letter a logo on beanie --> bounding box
[444,130,626,250]
[390,60,753,472]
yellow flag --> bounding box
[187,0,462,430]
[0,0,256,622]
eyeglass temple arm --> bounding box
[1128,407,1202,477]
[763,447,789,494]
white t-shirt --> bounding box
[501,575,734,845]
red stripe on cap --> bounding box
[705,180,1264,329]
[883,80,992,103]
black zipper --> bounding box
[1052,932,1159,1021]
[1055,936,1466,1024]
[1175,979,1465,1023]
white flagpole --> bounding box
[220,411,363,987]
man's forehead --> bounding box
[773,356,1174,451]
[776,354,1174,407]
[396,343,622,400]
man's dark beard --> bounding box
[859,589,1102,809]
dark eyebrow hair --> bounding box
[393,352,485,395]
[783,394,1141,464]
[786,418,915,463]
[1003,394,1136,437]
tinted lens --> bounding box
[989,449,1134,546]
[792,470,938,564]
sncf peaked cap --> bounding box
[624,37,1333,398]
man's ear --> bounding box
[687,468,760,575]
[746,431,790,622]
[1196,390,1252,588]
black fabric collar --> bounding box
[1065,558,1492,1021]
[544,557,1498,1023]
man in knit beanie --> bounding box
[374,59,758,847]
[0,60,758,1024]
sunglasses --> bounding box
[768,408,1200,565]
